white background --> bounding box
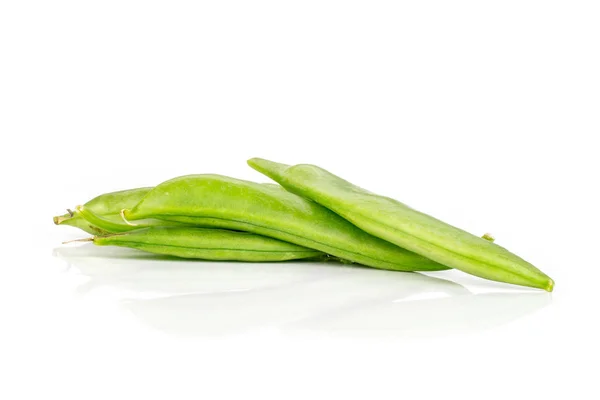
[1,1,599,399]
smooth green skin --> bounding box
[74,205,146,233]
[248,158,555,292]
[121,175,450,272]
[53,187,182,234]
[76,187,154,215]
[94,227,324,262]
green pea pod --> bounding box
[53,187,183,234]
[72,227,325,262]
[247,158,555,292]
[119,175,449,272]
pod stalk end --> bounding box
[54,208,76,225]
[62,237,94,245]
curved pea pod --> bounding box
[53,187,183,234]
[73,227,325,262]
[248,158,555,292]
[120,175,449,272]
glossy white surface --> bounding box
[4,212,598,399]
[52,246,551,338]
[2,1,598,399]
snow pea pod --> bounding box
[248,158,555,292]
[53,187,183,234]
[75,227,324,262]
[120,175,449,272]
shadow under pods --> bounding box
[54,244,552,338]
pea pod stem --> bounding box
[62,237,94,245]
[53,209,76,225]
[53,214,71,225]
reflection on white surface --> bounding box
[54,244,551,337]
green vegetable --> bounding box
[117,175,449,272]
[248,158,554,292]
[53,187,182,234]
[76,227,325,262]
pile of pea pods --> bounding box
[54,158,554,291]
